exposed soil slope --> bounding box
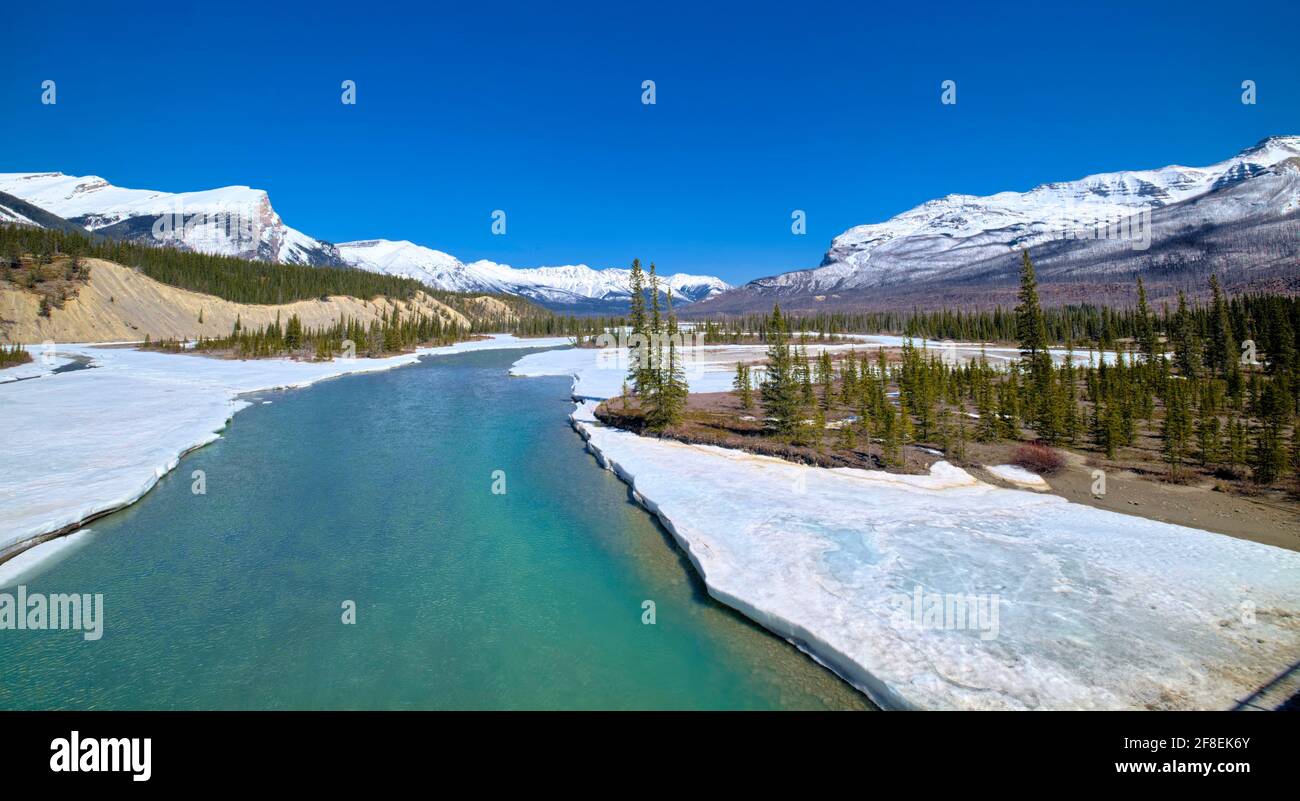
[0,258,471,344]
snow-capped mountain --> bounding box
[0,171,730,313]
[0,172,342,265]
[338,239,729,312]
[0,198,36,227]
[695,135,1300,312]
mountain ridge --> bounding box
[688,135,1300,314]
[337,238,728,314]
[0,172,729,314]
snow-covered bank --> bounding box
[509,336,1113,400]
[0,335,569,558]
[510,340,865,398]
[0,345,75,383]
[516,346,1300,710]
[0,359,64,383]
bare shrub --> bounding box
[1013,442,1065,475]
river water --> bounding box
[0,347,869,710]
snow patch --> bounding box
[986,463,1051,490]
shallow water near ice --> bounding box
[0,347,869,710]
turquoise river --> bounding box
[0,347,870,710]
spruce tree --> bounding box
[1208,274,1234,376]
[1251,381,1291,483]
[1015,250,1049,363]
[1171,291,1203,379]
[626,259,648,391]
[799,348,815,409]
[880,403,901,466]
[760,304,801,438]
[816,349,834,409]
[1135,277,1159,364]
[645,288,689,430]
[1196,410,1221,467]
[975,376,999,442]
[1161,380,1192,477]
[1015,250,1054,437]
[1226,416,1249,474]
[733,362,753,409]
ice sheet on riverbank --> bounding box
[0,529,95,589]
[517,347,1300,710]
[509,335,1114,400]
[510,340,865,398]
[0,335,569,555]
[0,351,72,383]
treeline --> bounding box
[699,293,1300,353]
[146,307,466,360]
[1,224,434,304]
[743,255,1299,485]
[0,224,547,331]
[511,312,626,338]
[0,343,32,367]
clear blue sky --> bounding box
[4,0,1297,284]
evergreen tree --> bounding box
[1207,274,1234,376]
[1062,346,1080,444]
[1226,416,1249,474]
[880,403,901,466]
[896,395,915,446]
[1015,250,1049,363]
[975,372,999,442]
[816,349,834,409]
[1250,381,1292,484]
[645,287,689,430]
[733,362,753,409]
[1135,277,1159,364]
[1196,410,1221,467]
[626,258,649,391]
[1290,424,1300,487]
[1171,291,1203,379]
[798,348,816,408]
[760,304,802,438]
[284,314,303,350]
[1161,380,1192,477]
[1015,250,1054,438]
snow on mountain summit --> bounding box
[340,240,729,311]
[0,171,343,266]
[741,134,1300,296]
[0,170,729,313]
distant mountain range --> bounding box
[5,135,1298,317]
[336,239,728,314]
[0,173,729,313]
[688,135,1300,314]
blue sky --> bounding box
[4,0,1298,284]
